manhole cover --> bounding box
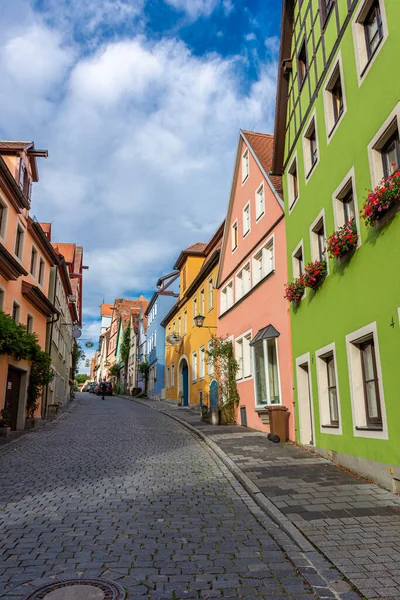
[25,579,126,600]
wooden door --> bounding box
[5,367,22,430]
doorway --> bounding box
[209,380,218,409]
[5,367,22,430]
[181,360,189,407]
[296,357,314,446]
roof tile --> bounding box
[242,130,283,196]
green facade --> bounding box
[278,0,400,488]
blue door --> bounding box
[182,363,189,407]
[209,380,218,408]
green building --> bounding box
[273,0,400,489]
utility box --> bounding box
[267,405,289,443]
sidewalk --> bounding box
[126,397,400,600]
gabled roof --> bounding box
[173,242,207,270]
[250,325,280,346]
[52,243,76,264]
[0,141,48,182]
[101,303,114,317]
[242,131,283,196]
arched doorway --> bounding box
[209,379,218,409]
[179,357,189,407]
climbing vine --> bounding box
[206,336,240,423]
[120,323,131,369]
[139,360,149,395]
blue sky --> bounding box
[0,0,281,371]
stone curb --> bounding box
[124,396,362,600]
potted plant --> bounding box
[0,408,11,437]
[284,277,305,304]
[326,218,358,260]
[303,259,327,290]
[361,166,400,226]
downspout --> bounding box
[43,264,59,420]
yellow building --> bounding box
[162,224,223,407]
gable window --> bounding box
[255,184,265,220]
[231,221,238,252]
[0,199,7,239]
[288,158,299,210]
[243,203,250,236]
[182,266,187,291]
[27,314,33,334]
[208,278,214,310]
[297,38,308,90]
[353,0,387,81]
[242,149,249,182]
[38,258,45,286]
[252,239,274,286]
[15,225,24,260]
[303,117,319,179]
[192,351,197,382]
[12,301,20,324]
[30,247,38,277]
[381,131,400,178]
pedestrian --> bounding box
[100,381,107,401]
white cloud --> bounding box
[245,32,257,42]
[164,0,220,18]
[0,10,278,331]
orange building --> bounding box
[0,142,59,429]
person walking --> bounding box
[100,381,107,401]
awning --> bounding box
[250,324,280,346]
[21,281,59,318]
[0,243,28,280]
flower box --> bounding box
[326,218,358,260]
[284,278,305,304]
[361,167,400,227]
[303,260,327,290]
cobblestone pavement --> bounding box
[0,394,339,600]
[132,399,400,600]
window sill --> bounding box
[243,230,250,238]
[355,425,383,432]
[256,212,265,222]
[327,112,344,139]
[306,161,318,180]
[242,175,249,185]
[321,423,339,429]
[360,37,384,80]
[289,195,299,213]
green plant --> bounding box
[326,218,358,259]
[71,343,85,377]
[120,324,131,369]
[361,167,400,226]
[109,364,121,378]
[303,259,328,290]
[284,277,305,303]
[206,336,240,423]
[139,360,149,395]
[75,373,89,384]
[27,350,53,418]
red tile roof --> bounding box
[242,130,283,196]
[101,303,114,317]
[184,242,207,253]
[52,243,76,264]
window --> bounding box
[236,333,252,380]
[177,316,181,336]
[288,158,299,210]
[183,309,187,334]
[27,314,33,334]
[153,331,156,349]
[316,345,341,431]
[252,239,274,285]
[171,363,175,388]
[333,169,360,236]
[346,324,386,437]
[38,258,44,285]
[242,149,249,182]
[182,266,187,291]
[353,0,387,81]
[231,221,238,252]
[12,301,20,324]
[166,366,170,389]
[199,288,204,315]
[15,225,24,259]
[0,199,7,239]
[326,355,339,425]
[19,162,31,199]
[292,244,304,279]
[243,203,250,236]
[192,351,197,382]
[193,297,197,322]
[320,0,335,28]
[324,60,346,137]
[253,338,281,406]
[308,123,318,170]
[30,247,38,277]
[235,263,251,302]
[220,282,233,314]
[0,288,4,310]
[297,38,307,90]
[381,131,400,178]
[200,346,205,379]
[208,340,214,376]
[208,278,213,310]
[310,217,326,262]
[255,184,265,220]
[236,338,244,379]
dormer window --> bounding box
[19,162,31,200]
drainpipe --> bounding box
[43,264,60,420]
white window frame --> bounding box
[199,346,205,380]
[315,342,342,435]
[192,351,197,382]
[207,340,214,376]
[231,219,238,253]
[302,110,319,182]
[183,309,187,335]
[295,353,316,446]
[14,222,25,261]
[255,182,265,221]
[292,240,305,280]
[0,193,8,241]
[242,148,249,183]
[30,245,38,278]
[368,102,400,188]
[309,209,328,269]
[200,287,205,315]
[332,167,362,247]
[252,336,282,407]
[242,202,251,237]
[288,152,300,213]
[346,322,388,439]
[12,300,20,324]
[166,366,170,389]
[171,363,175,388]
[352,0,388,86]
[252,235,274,286]
[323,52,347,142]
[236,330,252,381]
[208,277,214,311]
[0,286,5,310]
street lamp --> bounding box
[194,315,217,330]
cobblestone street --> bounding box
[0,394,328,600]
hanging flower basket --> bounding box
[284,277,305,303]
[326,218,358,260]
[303,260,327,290]
[360,167,400,227]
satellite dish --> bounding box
[166,332,182,345]
[72,327,82,339]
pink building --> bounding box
[217,131,294,439]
